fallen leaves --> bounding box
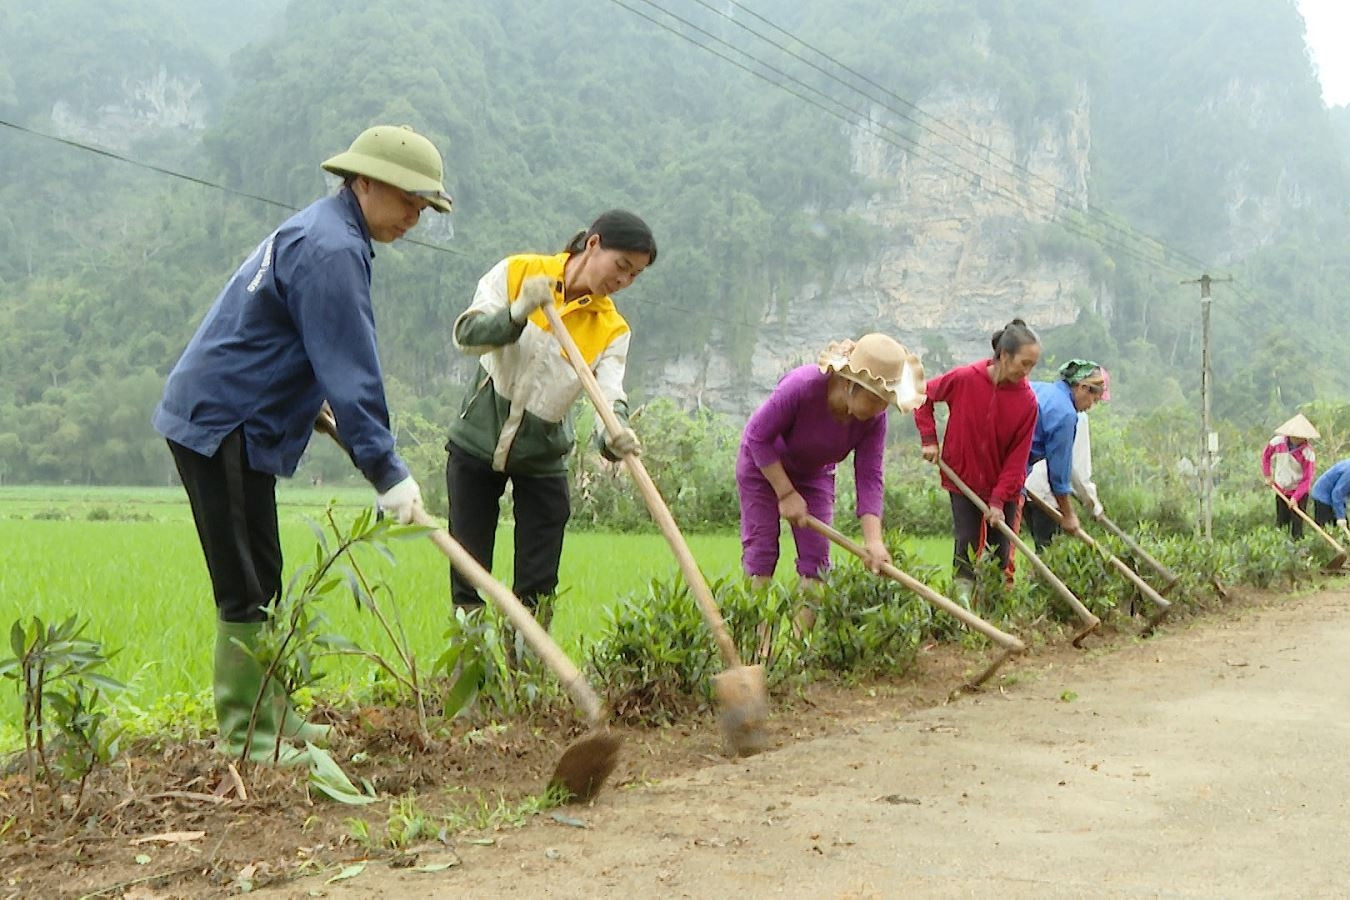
[326,862,367,884]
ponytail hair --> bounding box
[563,209,658,264]
[991,318,1039,357]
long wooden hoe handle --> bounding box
[317,418,604,724]
[411,509,604,724]
[802,516,1024,653]
[1092,511,1180,588]
[936,459,1101,641]
[541,303,744,669]
[1269,483,1349,566]
[1025,491,1170,628]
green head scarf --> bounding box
[1057,358,1103,385]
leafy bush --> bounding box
[587,547,941,724]
[431,598,565,722]
[796,561,931,677]
[1227,527,1317,588]
[256,505,438,751]
[1,616,125,814]
[1146,526,1318,597]
[570,399,742,533]
[585,575,743,724]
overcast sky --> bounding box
[1300,0,1349,107]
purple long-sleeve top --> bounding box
[737,365,887,518]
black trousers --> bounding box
[1024,500,1061,551]
[445,442,570,610]
[950,492,1020,581]
[169,431,281,624]
[1313,500,1338,527]
[1274,494,1306,539]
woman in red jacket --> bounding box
[914,319,1040,606]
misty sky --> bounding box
[1300,0,1349,106]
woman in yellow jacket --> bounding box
[447,211,657,612]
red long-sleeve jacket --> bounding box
[914,359,1039,505]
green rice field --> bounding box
[0,485,949,750]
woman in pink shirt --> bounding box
[1261,413,1318,538]
[737,334,925,628]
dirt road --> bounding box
[284,588,1350,898]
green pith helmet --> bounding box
[321,125,453,212]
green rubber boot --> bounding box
[213,621,311,766]
[952,577,975,612]
[219,622,332,744]
[282,704,333,746]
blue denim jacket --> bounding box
[1028,380,1078,497]
[153,188,408,491]
[1312,459,1350,520]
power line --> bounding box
[639,0,1206,278]
[618,0,1198,278]
[623,0,1030,211]
[608,0,1204,280]
[0,117,468,257]
[0,115,767,334]
[711,0,1216,276]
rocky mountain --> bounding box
[654,84,1102,414]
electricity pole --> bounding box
[1182,273,1232,539]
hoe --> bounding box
[1024,491,1171,634]
[939,459,1101,647]
[316,413,620,800]
[543,300,769,757]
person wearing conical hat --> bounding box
[737,333,925,630]
[1261,413,1318,539]
[153,125,453,764]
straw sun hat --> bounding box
[1274,413,1319,440]
[818,333,926,413]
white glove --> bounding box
[377,476,423,525]
[509,276,555,324]
[605,426,642,458]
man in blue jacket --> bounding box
[1024,359,1108,549]
[153,125,452,763]
[1311,459,1350,540]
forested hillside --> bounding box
[0,0,1346,485]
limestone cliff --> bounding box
[650,86,1108,417]
[50,67,208,152]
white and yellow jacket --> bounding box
[447,252,632,475]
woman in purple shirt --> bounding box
[737,334,925,627]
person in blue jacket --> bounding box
[1311,459,1350,540]
[152,125,453,763]
[1023,359,1108,549]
